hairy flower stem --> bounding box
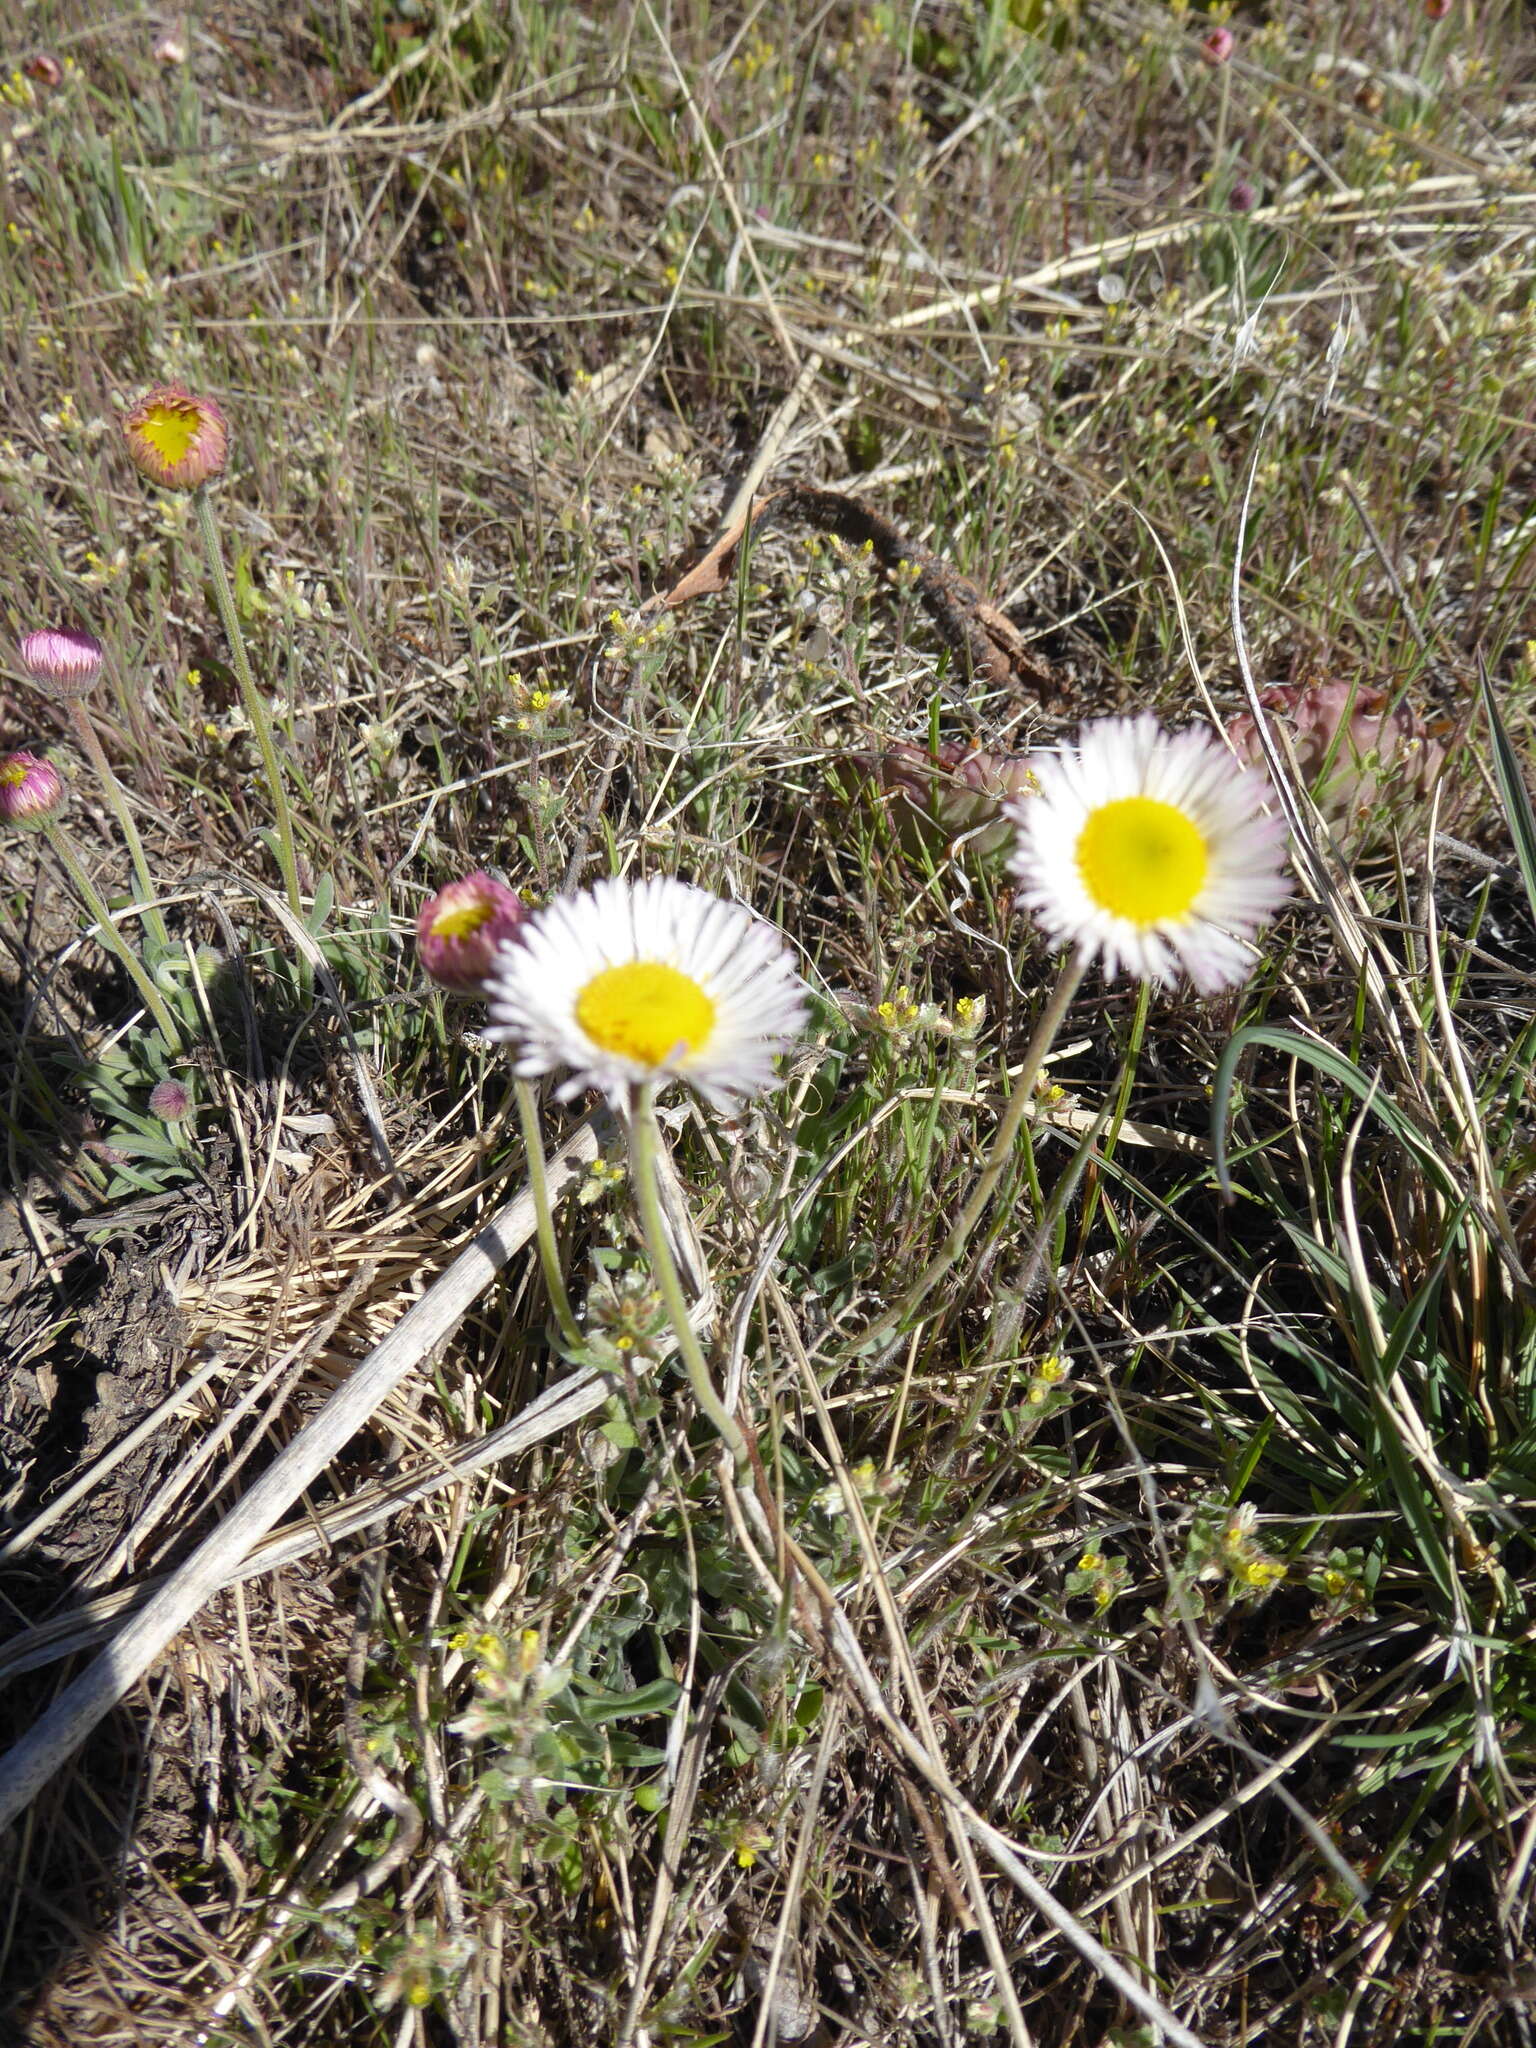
[192,487,303,922]
[41,819,184,1052]
[515,1078,583,1351]
[63,701,172,956]
[627,1084,747,1467]
[854,948,1089,1351]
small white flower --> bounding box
[1006,714,1291,992]
[483,876,808,1109]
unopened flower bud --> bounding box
[874,739,1037,865]
[148,1078,193,1120]
[1225,680,1446,836]
[123,382,228,490]
[18,626,104,697]
[416,871,528,993]
[0,751,65,825]
[1202,25,1235,62]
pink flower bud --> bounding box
[1202,25,1235,62]
[148,1078,192,1120]
[24,53,63,87]
[1424,0,1451,16]
[123,382,228,490]
[18,626,104,696]
[1228,178,1258,214]
[0,750,65,825]
[417,871,528,993]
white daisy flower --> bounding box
[1006,714,1291,992]
[483,876,809,1109]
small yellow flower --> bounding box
[734,1822,772,1868]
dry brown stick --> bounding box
[634,483,1057,695]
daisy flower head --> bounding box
[484,876,808,1111]
[1006,714,1290,993]
[123,381,228,490]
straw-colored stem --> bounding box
[627,1084,747,1466]
[854,948,1089,1351]
[515,1078,583,1351]
[42,820,184,1052]
[64,700,171,955]
[192,487,303,921]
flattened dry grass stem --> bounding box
[0,1115,607,1833]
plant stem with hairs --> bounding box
[192,486,303,922]
[62,700,172,957]
[626,1083,747,1467]
[515,1078,583,1351]
[41,819,184,1052]
[851,948,1088,1353]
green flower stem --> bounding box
[515,1078,583,1351]
[64,700,171,956]
[41,819,184,1052]
[627,1083,748,1467]
[853,947,1089,1352]
[192,486,303,922]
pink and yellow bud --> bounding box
[122,382,228,490]
[0,751,65,825]
[416,871,527,993]
[18,626,104,696]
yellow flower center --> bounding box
[432,900,493,940]
[1075,797,1209,927]
[138,401,199,464]
[576,961,715,1068]
[0,760,26,788]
